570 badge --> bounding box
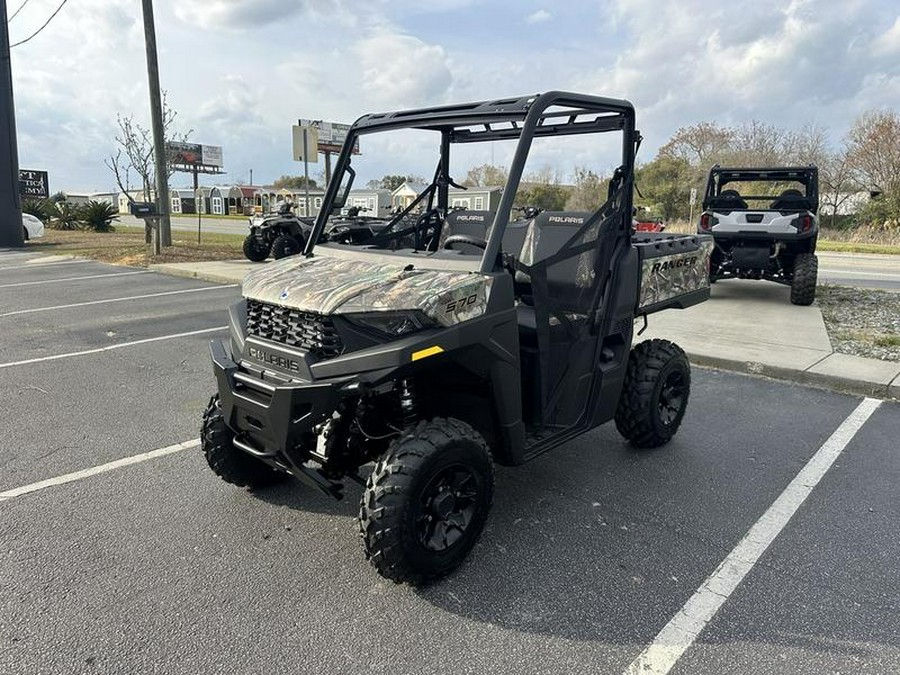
[445,293,479,313]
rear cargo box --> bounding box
[633,234,713,313]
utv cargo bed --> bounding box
[634,233,713,314]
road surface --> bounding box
[118,216,900,290]
[1,249,898,675]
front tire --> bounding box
[201,395,286,488]
[242,234,269,262]
[790,252,817,306]
[22,226,29,241]
[359,418,494,585]
[615,339,691,448]
[270,234,302,260]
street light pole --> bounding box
[141,0,172,247]
[0,0,25,248]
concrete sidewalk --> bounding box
[151,258,900,400]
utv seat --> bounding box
[708,189,748,211]
[438,210,494,254]
[514,212,596,340]
[769,189,811,211]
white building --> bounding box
[346,189,392,217]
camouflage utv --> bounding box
[202,92,713,584]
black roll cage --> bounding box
[703,165,819,211]
[303,91,639,274]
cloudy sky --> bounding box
[7,0,900,192]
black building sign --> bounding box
[19,169,49,199]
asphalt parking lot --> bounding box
[1,251,898,675]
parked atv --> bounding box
[242,202,315,262]
[321,207,391,245]
[202,91,712,584]
[699,165,819,305]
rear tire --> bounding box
[359,418,494,585]
[790,252,817,306]
[201,395,286,488]
[242,234,269,262]
[615,339,691,448]
[22,226,29,241]
[270,234,302,260]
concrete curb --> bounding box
[687,352,900,401]
[150,262,253,286]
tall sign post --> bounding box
[0,0,24,248]
[292,125,318,216]
[297,119,360,189]
[167,142,224,244]
[689,187,698,225]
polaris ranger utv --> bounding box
[698,165,819,305]
[202,92,713,584]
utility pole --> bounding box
[0,0,24,248]
[141,0,171,246]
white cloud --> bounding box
[525,9,552,24]
[873,15,900,55]
[580,0,900,153]
[8,0,900,191]
[355,33,454,109]
[173,0,351,29]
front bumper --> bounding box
[210,338,348,458]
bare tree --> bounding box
[819,148,861,226]
[463,163,509,187]
[845,109,900,194]
[658,122,734,167]
[724,120,794,167]
[105,91,192,242]
[565,166,606,211]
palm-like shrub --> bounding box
[48,201,82,230]
[21,198,52,222]
[81,200,118,232]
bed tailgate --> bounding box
[634,233,713,314]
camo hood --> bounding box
[242,255,493,327]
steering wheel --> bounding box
[443,234,487,250]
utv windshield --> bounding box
[303,93,637,274]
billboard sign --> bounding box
[167,142,224,169]
[19,169,49,199]
[297,119,361,154]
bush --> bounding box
[21,198,52,222]
[81,200,117,232]
[48,201,82,230]
[854,190,900,232]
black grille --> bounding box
[246,300,343,360]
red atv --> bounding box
[632,208,666,233]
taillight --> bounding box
[699,213,712,232]
[799,215,813,232]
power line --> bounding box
[7,0,33,22]
[10,0,70,48]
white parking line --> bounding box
[0,284,238,318]
[0,325,228,369]
[0,270,147,289]
[625,396,882,675]
[0,439,200,502]
[0,259,91,271]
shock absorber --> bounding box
[398,378,417,429]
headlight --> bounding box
[344,310,435,337]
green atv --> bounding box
[202,92,712,584]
